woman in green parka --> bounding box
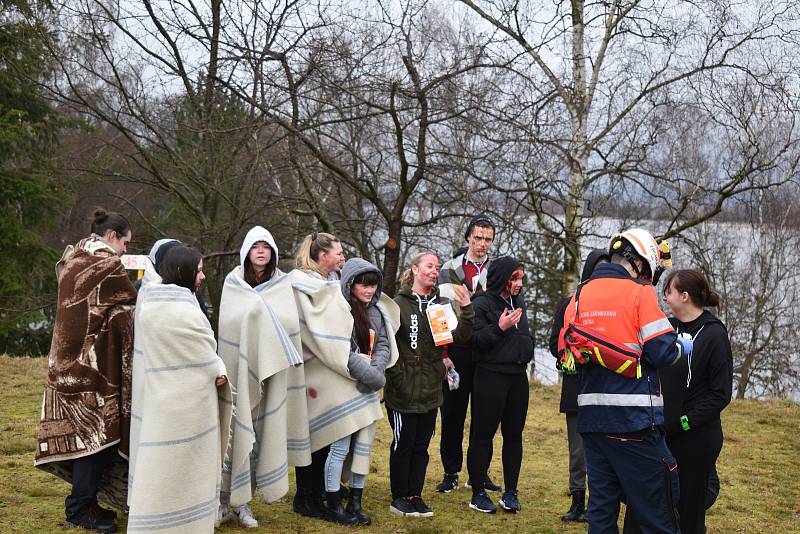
[385,252,473,518]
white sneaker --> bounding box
[234,504,259,529]
[215,503,233,528]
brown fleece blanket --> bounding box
[34,235,137,508]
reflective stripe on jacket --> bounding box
[564,263,681,433]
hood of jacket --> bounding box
[395,286,449,313]
[340,258,383,306]
[581,249,610,283]
[671,309,726,336]
[147,238,181,273]
[239,226,279,268]
[484,256,522,295]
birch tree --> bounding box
[459,0,800,293]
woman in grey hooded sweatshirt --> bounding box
[323,258,393,526]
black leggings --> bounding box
[295,446,330,494]
[668,422,723,534]
[467,368,529,494]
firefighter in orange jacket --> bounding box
[562,229,692,534]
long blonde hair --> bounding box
[295,232,340,276]
[399,251,440,287]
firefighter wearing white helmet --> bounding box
[559,227,691,533]
[609,228,670,285]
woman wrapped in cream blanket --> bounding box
[127,245,232,533]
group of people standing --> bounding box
[33,208,732,534]
[33,210,535,533]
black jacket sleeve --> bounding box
[470,297,508,351]
[685,323,733,429]
[549,297,569,359]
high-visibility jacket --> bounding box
[563,263,681,433]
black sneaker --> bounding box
[409,496,434,517]
[389,497,418,517]
[499,490,521,513]
[293,489,325,519]
[469,491,497,514]
[466,476,501,492]
[484,476,501,492]
[65,504,118,533]
[436,473,459,493]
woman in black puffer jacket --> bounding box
[466,256,534,515]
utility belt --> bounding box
[558,283,642,379]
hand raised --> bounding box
[453,283,471,306]
[499,308,522,331]
[498,308,514,330]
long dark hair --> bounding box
[160,245,202,292]
[243,243,277,287]
[91,208,130,238]
[351,270,381,354]
[664,268,721,308]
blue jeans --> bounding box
[324,434,366,492]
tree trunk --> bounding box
[562,0,589,296]
[382,219,402,297]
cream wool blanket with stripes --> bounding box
[219,268,401,508]
[127,279,233,533]
[218,267,305,506]
[288,270,400,477]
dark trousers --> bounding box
[583,429,680,534]
[440,345,492,475]
[65,446,118,519]
[623,425,723,534]
[387,407,437,499]
[566,411,587,493]
[295,446,330,493]
[668,423,723,534]
[466,368,529,494]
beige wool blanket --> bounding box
[127,280,232,533]
[288,271,400,476]
[218,267,305,506]
[220,268,401,508]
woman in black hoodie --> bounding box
[661,268,733,534]
[466,256,533,515]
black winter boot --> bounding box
[346,488,371,525]
[325,491,358,525]
[561,490,587,522]
[293,488,325,519]
[65,504,118,533]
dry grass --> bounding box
[1,355,798,533]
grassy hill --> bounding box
[1,356,798,533]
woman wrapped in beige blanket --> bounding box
[127,245,232,534]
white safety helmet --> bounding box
[608,228,662,283]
